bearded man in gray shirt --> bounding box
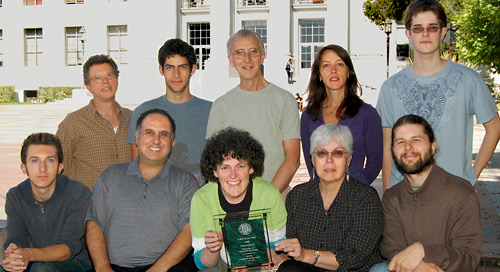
[86,108,199,272]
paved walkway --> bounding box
[0,103,499,257]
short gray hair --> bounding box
[226,29,266,55]
[310,124,353,159]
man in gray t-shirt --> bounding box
[207,30,300,195]
[86,109,199,271]
[127,39,211,187]
[376,0,500,192]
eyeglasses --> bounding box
[410,25,441,34]
[90,73,115,83]
[232,48,260,59]
[314,149,348,159]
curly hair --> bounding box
[201,128,265,183]
[158,38,197,70]
[304,44,363,121]
[83,54,119,85]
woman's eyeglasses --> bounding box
[314,149,348,159]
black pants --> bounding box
[110,253,197,272]
[277,259,322,272]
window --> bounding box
[188,23,210,70]
[108,25,127,64]
[187,0,205,7]
[25,0,42,5]
[243,0,266,6]
[299,19,324,68]
[25,28,43,67]
[243,20,267,46]
[0,29,3,67]
[66,0,84,4]
[65,27,84,66]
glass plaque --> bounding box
[214,209,273,271]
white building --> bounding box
[0,0,409,106]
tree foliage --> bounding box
[454,0,500,73]
[363,0,411,29]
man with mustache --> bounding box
[373,114,482,272]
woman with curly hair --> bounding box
[190,128,287,270]
[301,44,383,185]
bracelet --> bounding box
[312,250,320,266]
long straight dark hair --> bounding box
[304,44,363,121]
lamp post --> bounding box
[449,24,458,56]
[79,26,86,65]
[384,19,392,78]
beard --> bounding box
[393,146,435,175]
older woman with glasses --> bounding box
[275,124,383,272]
[190,128,287,271]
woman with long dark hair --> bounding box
[300,44,382,185]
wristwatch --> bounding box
[312,250,320,266]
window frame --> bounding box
[107,25,128,64]
[65,27,84,66]
[188,22,211,70]
[299,19,325,69]
[24,0,42,6]
[25,28,43,67]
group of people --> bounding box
[2,0,499,271]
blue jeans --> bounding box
[287,72,294,84]
[369,262,390,272]
[1,258,92,272]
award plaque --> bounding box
[214,209,273,271]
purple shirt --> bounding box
[300,102,383,185]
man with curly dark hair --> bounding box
[127,38,212,187]
[190,128,287,270]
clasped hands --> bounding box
[1,243,31,272]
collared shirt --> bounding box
[86,159,199,268]
[56,100,132,189]
[285,177,383,272]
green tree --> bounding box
[454,0,500,73]
[363,0,411,29]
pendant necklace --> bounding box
[324,102,339,115]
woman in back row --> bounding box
[300,44,383,185]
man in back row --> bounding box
[56,54,132,189]
[377,0,500,191]
[206,29,300,194]
[127,38,212,186]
